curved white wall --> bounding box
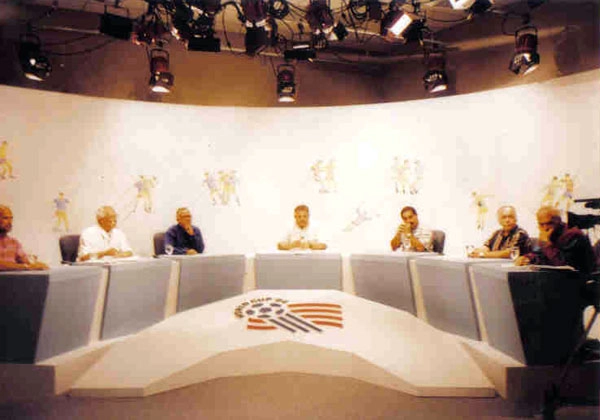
[1,70,599,263]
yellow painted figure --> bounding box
[558,173,575,212]
[541,176,561,207]
[0,141,16,180]
[203,171,220,205]
[310,159,336,193]
[472,191,492,231]
[133,175,157,213]
[53,192,70,232]
[219,170,240,205]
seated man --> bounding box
[0,205,48,271]
[165,208,205,255]
[516,206,596,274]
[278,204,327,251]
[390,206,433,252]
[78,206,133,262]
[469,205,532,258]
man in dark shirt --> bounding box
[516,206,596,274]
[469,205,532,259]
[165,208,205,255]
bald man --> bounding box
[469,205,532,258]
[516,206,595,274]
[78,206,133,262]
[0,205,48,271]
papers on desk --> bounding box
[74,256,143,266]
[529,264,576,272]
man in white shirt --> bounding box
[277,204,327,251]
[78,206,133,261]
[390,206,433,252]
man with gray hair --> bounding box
[78,206,133,261]
[164,207,205,255]
[470,205,532,259]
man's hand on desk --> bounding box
[514,256,531,266]
[185,249,198,255]
[469,247,488,258]
[27,261,49,270]
[290,239,309,250]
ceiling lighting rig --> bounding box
[17,0,548,101]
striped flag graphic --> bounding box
[235,298,343,333]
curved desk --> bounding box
[160,254,246,313]
[411,256,507,341]
[350,252,434,315]
[254,252,343,290]
[0,266,103,363]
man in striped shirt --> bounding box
[469,205,532,259]
[0,205,48,271]
[390,206,433,252]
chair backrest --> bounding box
[431,230,446,254]
[59,234,80,263]
[153,232,166,256]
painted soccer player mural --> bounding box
[219,170,241,206]
[392,157,423,195]
[133,175,157,213]
[557,173,575,214]
[541,176,561,207]
[0,140,16,180]
[343,204,380,232]
[53,192,70,232]
[471,191,493,231]
[310,159,336,193]
[203,170,241,206]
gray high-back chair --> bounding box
[431,230,446,254]
[59,234,80,263]
[153,232,166,256]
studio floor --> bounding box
[0,373,598,420]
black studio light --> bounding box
[18,34,51,81]
[277,63,296,102]
[508,26,540,75]
[380,7,423,42]
[423,52,448,93]
[148,48,174,93]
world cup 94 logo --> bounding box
[234,297,343,333]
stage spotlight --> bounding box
[380,8,422,42]
[99,12,133,40]
[423,52,448,93]
[305,0,334,36]
[18,34,51,81]
[277,64,296,103]
[148,48,174,93]
[448,0,493,13]
[509,26,540,75]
